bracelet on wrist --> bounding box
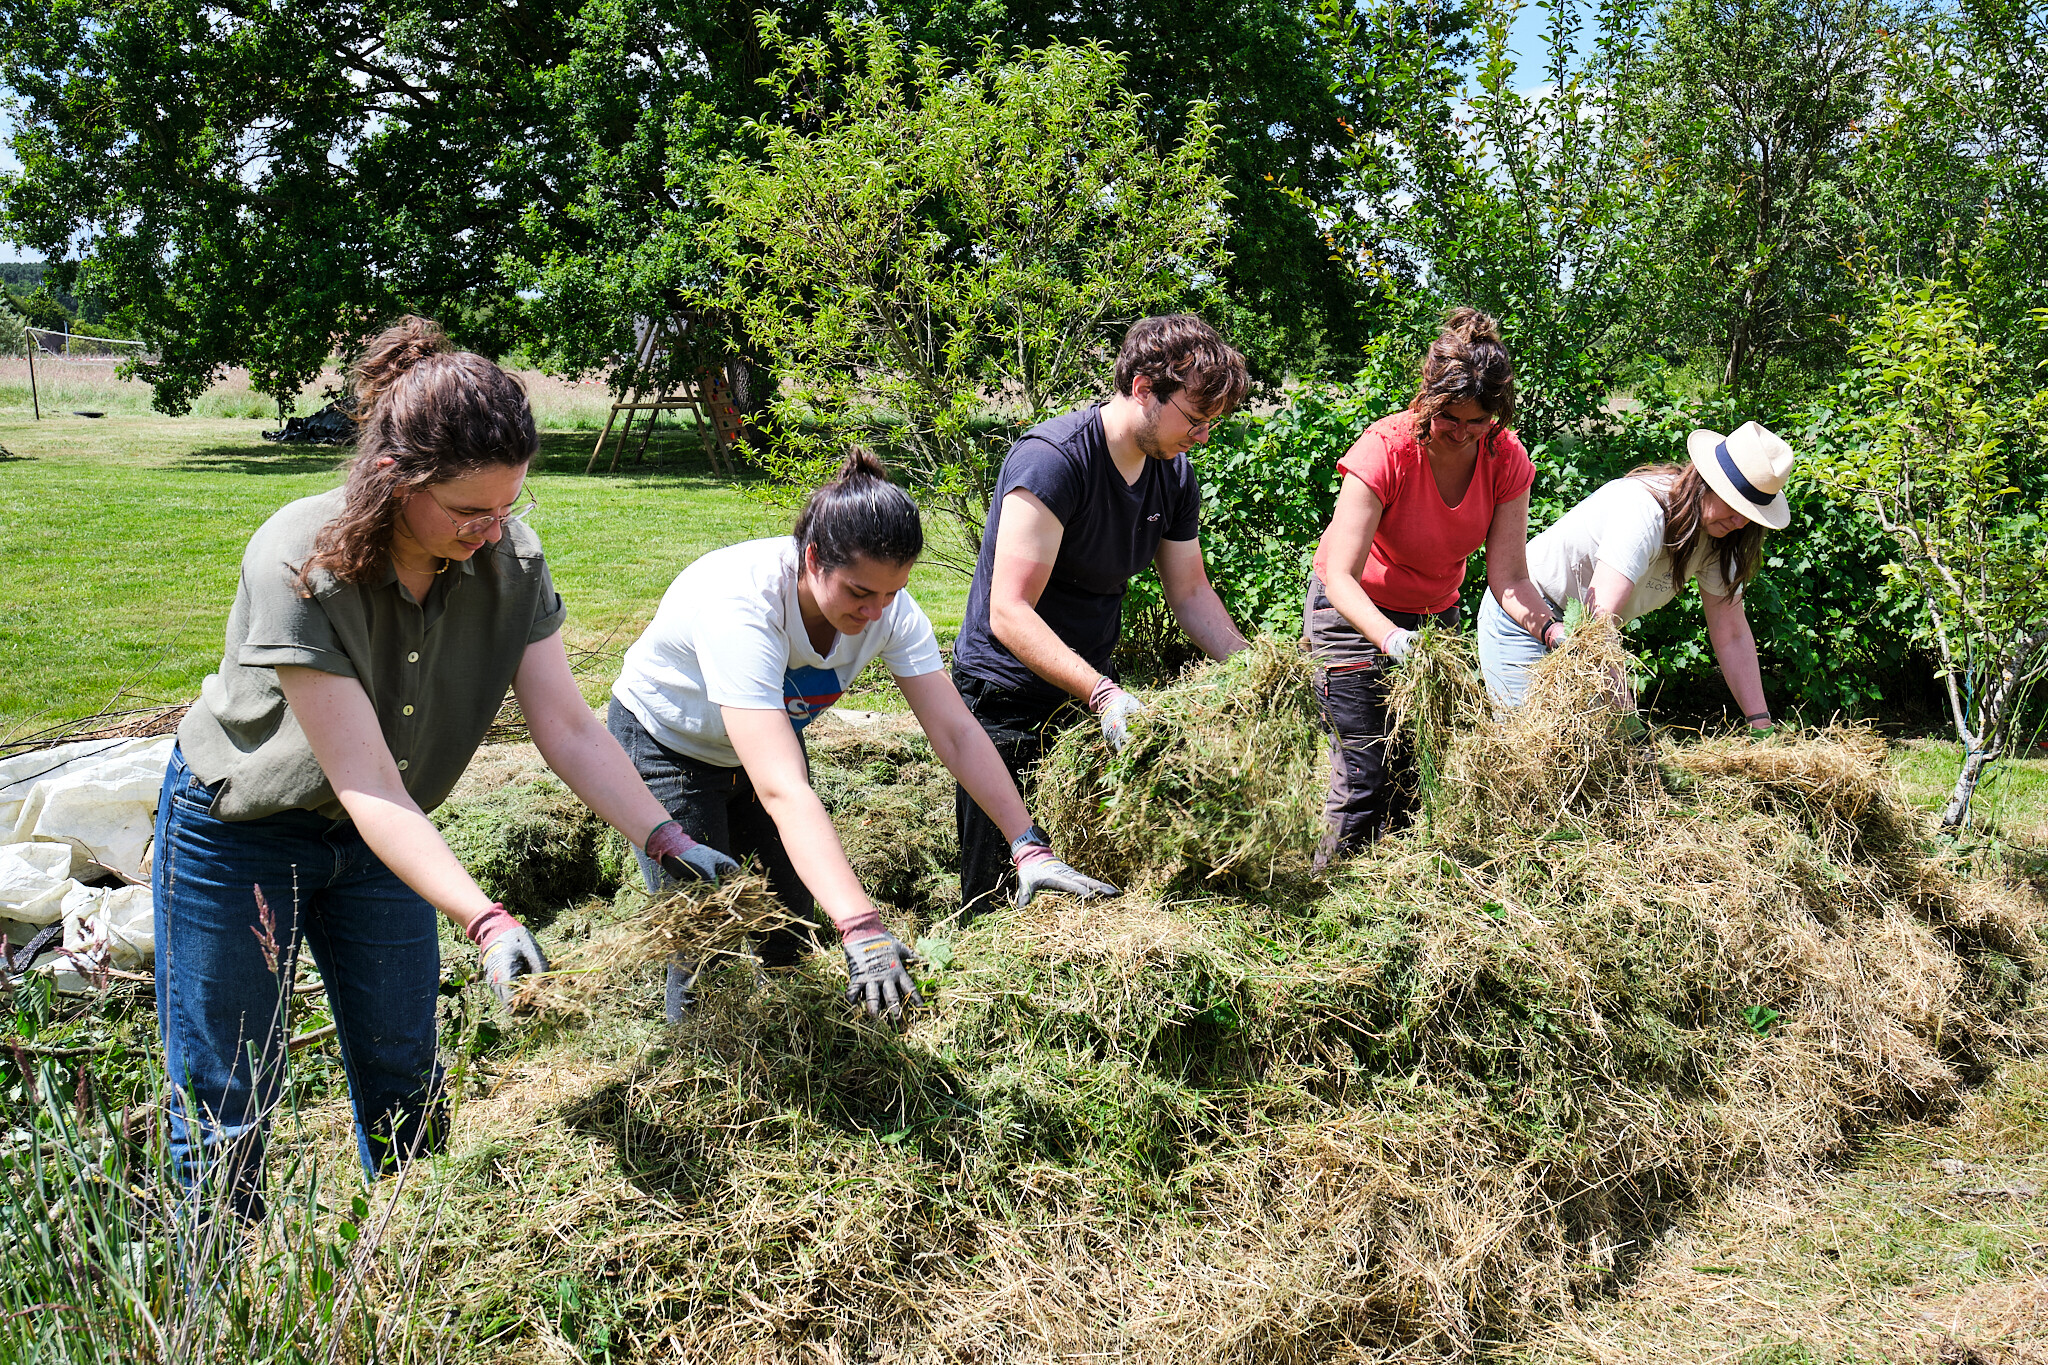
[1744,711,1773,726]
[1009,823,1053,860]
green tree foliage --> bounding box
[704,18,1230,560]
[1627,0,1879,392]
[1316,0,1646,445]
[1823,275,2048,827]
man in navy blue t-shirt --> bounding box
[952,314,1254,917]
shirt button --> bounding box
[407,652,420,663]
[397,759,409,771]
[402,705,415,716]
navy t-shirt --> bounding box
[954,404,1202,703]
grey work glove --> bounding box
[466,904,548,1006]
[841,923,924,1021]
[1089,677,1147,753]
[1011,825,1119,908]
[646,818,741,885]
[1379,627,1416,662]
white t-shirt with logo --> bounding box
[1527,475,1734,623]
[612,537,944,767]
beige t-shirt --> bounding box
[1526,475,1733,622]
[177,487,566,821]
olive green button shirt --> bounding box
[177,487,567,822]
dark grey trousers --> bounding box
[605,700,820,967]
[1303,573,1459,867]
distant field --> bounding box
[0,383,973,739]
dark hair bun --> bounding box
[794,449,924,572]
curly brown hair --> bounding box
[1410,307,1516,447]
[298,317,538,591]
[1626,463,1765,591]
[1113,314,1250,417]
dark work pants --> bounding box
[953,670,1083,924]
[1304,573,1459,868]
[605,701,820,966]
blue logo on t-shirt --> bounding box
[783,665,845,731]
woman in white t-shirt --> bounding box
[608,452,1116,1022]
[1478,421,1799,727]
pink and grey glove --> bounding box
[646,819,741,885]
[465,903,547,1005]
[837,910,923,1021]
[1011,825,1120,909]
[1088,677,1147,753]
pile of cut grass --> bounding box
[132,635,2048,1361]
[1036,635,1326,895]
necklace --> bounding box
[395,554,448,577]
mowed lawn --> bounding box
[0,400,972,739]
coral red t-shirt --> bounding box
[1313,411,1535,615]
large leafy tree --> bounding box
[0,0,813,414]
[706,18,1231,563]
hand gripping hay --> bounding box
[511,873,799,1018]
[1034,636,1326,894]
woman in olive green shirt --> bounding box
[153,317,732,1221]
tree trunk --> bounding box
[1940,746,1996,830]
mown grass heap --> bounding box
[8,635,2042,1364]
[350,629,2044,1363]
[1036,634,1327,894]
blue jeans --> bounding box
[152,745,446,1221]
[1476,589,1551,708]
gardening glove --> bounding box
[646,819,740,885]
[1379,627,1416,662]
[840,918,924,1021]
[1089,677,1147,753]
[466,904,547,1006]
[1011,825,1120,908]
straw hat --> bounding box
[1686,421,1795,530]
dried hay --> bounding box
[1036,635,1327,894]
[511,873,801,1020]
[379,628,2048,1364]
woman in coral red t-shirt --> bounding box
[1303,309,1559,863]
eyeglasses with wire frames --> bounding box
[1162,389,1226,438]
[422,487,539,539]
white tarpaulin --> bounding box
[0,736,171,982]
[0,735,174,883]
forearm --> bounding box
[336,789,495,930]
[1321,572,1401,650]
[756,786,881,934]
[1168,585,1250,660]
[1490,575,1556,639]
[992,600,1103,700]
[1710,621,1770,722]
[532,708,669,846]
[928,716,1031,843]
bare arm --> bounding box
[514,631,672,846]
[988,488,1103,701]
[276,666,496,933]
[896,669,1031,842]
[1482,494,1558,642]
[721,705,880,936]
[1155,537,1250,660]
[1702,589,1771,725]
[1315,475,1405,649]
[1586,563,1637,621]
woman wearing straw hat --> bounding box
[1304,308,1557,864]
[1476,420,1796,726]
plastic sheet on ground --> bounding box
[0,735,174,882]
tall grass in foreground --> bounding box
[0,1046,472,1364]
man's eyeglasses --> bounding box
[427,489,539,538]
[1164,390,1224,437]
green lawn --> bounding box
[0,406,972,739]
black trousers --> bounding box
[953,670,1084,924]
[605,700,820,966]
[1303,574,1459,867]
